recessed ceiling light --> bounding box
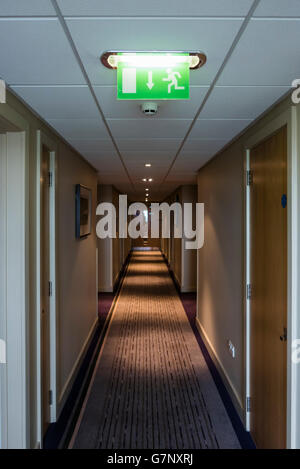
[145,163,152,167]
[142,178,147,182]
[148,178,153,182]
[101,51,207,70]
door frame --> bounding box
[36,130,58,446]
[244,106,299,448]
[0,105,29,448]
[0,133,7,449]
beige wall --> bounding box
[162,185,197,292]
[97,184,131,292]
[57,145,97,408]
[112,187,121,285]
[2,90,98,448]
[97,185,113,292]
[173,237,182,286]
[181,185,197,292]
[196,94,298,420]
[198,141,244,409]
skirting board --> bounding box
[181,285,197,293]
[195,317,245,423]
[57,317,99,417]
[174,272,181,289]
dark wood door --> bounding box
[250,126,287,448]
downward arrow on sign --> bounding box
[147,71,154,90]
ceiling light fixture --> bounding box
[101,51,207,70]
[145,163,152,167]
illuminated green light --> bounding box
[117,53,190,101]
[108,52,193,69]
[102,51,207,70]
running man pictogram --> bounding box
[162,68,185,94]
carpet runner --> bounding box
[71,251,240,449]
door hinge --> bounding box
[49,390,53,406]
[246,396,251,412]
[48,281,52,297]
[48,171,53,188]
[280,327,287,342]
[247,170,253,186]
[246,283,252,300]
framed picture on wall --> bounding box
[75,184,92,239]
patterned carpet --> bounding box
[71,251,240,449]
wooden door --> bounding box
[250,126,287,448]
[41,145,51,436]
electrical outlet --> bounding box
[227,340,236,359]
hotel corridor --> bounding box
[1,0,300,452]
[71,250,240,449]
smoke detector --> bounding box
[141,102,158,116]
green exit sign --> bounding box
[117,53,190,100]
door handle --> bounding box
[280,327,287,342]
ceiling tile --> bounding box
[189,119,252,140]
[108,119,192,139]
[94,86,209,119]
[83,154,126,173]
[126,161,170,169]
[98,173,132,184]
[183,139,227,154]
[47,118,109,139]
[68,138,116,155]
[126,168,169,179]
[66,18,243,86]
[127,174,169,185]
[0,0,55,16]
[0,19,85,85]
[121,151,174,163]
[12,86,100,119]
[171,153,212,171]
[254,0,300,17]
[81,152,120,166]
[58,0,252,16]
[218,19,300,86]
[117,139,182,151]
[112,183,133,193]
[200,86,290,119]
[166,172,197,183]
[132,178,164,186]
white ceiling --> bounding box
[0,0,297,201]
